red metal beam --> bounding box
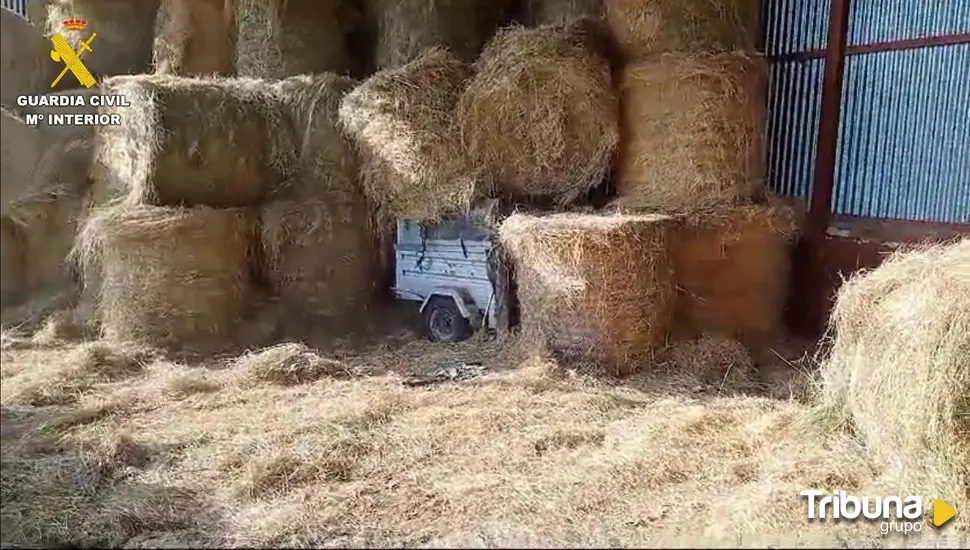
[769,32,970,63]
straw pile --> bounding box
[523,0,603,26]
[0,217,26,308]
[673,202,798,347]
[604,0,760,59]
[74,205,256,348]
[500,212,678,375]
[235,0,357,78]
[817,240,970,505]
[1,8,57,107]
[369,0,514,69]
[93,75,292,208]
[340,48,476,221]
[458,22,618,205]
[260,199,379,320]
[45,0,160,78]
[153,0,235,76]
[615,52,766,214]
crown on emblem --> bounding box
[62,14,87,31]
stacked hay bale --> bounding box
[45,0,160,78]
[816,241,970,518]
[79,75,291,349]
[500,213,678,375]
[1,7,58,107]
[521,0,603,27]
[367,0,515,70]
[234,0,358,78]
[153,0,235,76]
[261,73,381,321]
[605,0,793,347]
[0,217,27,308]
[457,20,618,205]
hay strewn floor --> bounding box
[0,314,966,548]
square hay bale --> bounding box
[340,48,477,221]
[672,203,797,347]
[369,0,515,70]
[7,191,85,296]
[1,216,27,308]
[269,73,359,200]
[235,0,358,78]
[259,198,380,321]
[522,0,603,26]
[500,212,678,375]
[604,0,760,59]
[75,204,257,349]
[615,53,767,214]
[458,21,618,206]
[1,109,45,216]
[817,240,970,508]
[2,8,59,107]
[45,0,160,78]
[93,75,294,208]
[153,0,235,76]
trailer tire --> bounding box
[423,296,471,343]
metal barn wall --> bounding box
[763,0,831,200]
[1,0,27,17]
[834,4,970,223]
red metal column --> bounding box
[792,0,853,335]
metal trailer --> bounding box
[393,216,496,342]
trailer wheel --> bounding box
[423,296,471,343]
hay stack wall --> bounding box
[368,0,514,69]
[46,0,160,78]
[261,74,381,319]
[817,240,970,509]
[615,52,766,214]
[93,75,293,208]
[522,0,603,26]
[501,213,678,376]
[1,8,59,107]
[673,202,797,347]
[153,0,235,76]
[235,0,357,78]
[340,48,476,221]
[76,205,256,349]
[604,0,760,59]
[458,21,618,206]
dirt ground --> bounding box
[0,305,966,548]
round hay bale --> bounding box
[1,7,58,107]
[457,21,618,206]
[45,0,160,79]
[522,0,603,26]
[604,0,760,59]
[340,48,478,221]
[1,216,28,309]
[817,239,970,506]
[615,52,767,215]
[672,202,798,347]
[1,109,45,216]
[500,212,678,376]
[93,74,293,208]
[235,0,358,78]
[260,198,380,320]
[269,73,359,200]
[75,205,257,348]
[153,0,235,76]
[369,0,514,70]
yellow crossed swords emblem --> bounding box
[50,32,97,88]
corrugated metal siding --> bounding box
[763,0,830,200]
[834,43,970,223]
[848,0,970,45]
[763,0,831,55]
[1,0,27,17]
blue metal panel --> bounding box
[833,44,970,223]
[766,58,825,199]
[762,0,831,55]
[848,0,970,46]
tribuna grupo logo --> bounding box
[800,490,956,536]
